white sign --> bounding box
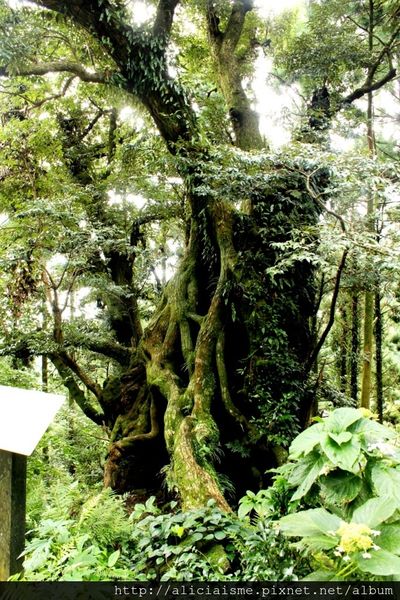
[0,385,65,456]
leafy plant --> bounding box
[18,488,133,581]
[280,497,400,580]
[278,407,400,517]
[274,408,400,580]
[127,498,306,581]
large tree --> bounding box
[0,0,397,510]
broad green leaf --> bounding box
[328,431,352,445]
[377,524,400,554]
[320,471,362,505]
[352,496,397,527]
[325,408,362,433]
[172,525,185,538]
[350,418,396,441]
[289,423,323,458]
[107,549,120,568]
[355,549,400,576]
[320,434,361,472]
[280,508,340,537]
[371,464,400,503]
[291,455,326,501]
[301,534,338,552]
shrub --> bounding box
[276,408,400,580]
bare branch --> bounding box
[341,67,397,107]
[58,350,103,398]
[68,336,131,365]
[306,249,349,372]
[51,353,104,424]
[0,61,110,83]
[27,76,76,111]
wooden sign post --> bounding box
[0,385,64,581]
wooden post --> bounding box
[0,384,64,580]
[0,450,27,581]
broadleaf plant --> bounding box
[278,408,400,517]
[275,408,400,580]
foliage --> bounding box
[275,408,400,580]
[17,487,133,581]
[21,467,307,581]
[280,499,400,580]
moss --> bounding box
[102,375,122,408]
[205,544,230,574]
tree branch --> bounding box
[58,350,103,399]
[30,0,199,152]
[341,67,397,106]
[68,337,131,365]
[306,249,349,372]
[51,353,104,424]
[0,61,110,83]
[206,0,223,46]
[339,23,400,109]
[222,0,254,53]
[153,0,180,38]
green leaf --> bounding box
[320,434,361,472]
[325,408,362,433]
[289,423,323,458]
[328,431,352,445]
[300,534,338,552]
[352,496,398,527]
[320,471,362,505]
[378,524,400,554]
[279,508,340,537]
[171,525,185,538]
[355,549,400,576]
[107,549,120,568]
[291,454,326,501]
[302,570,336,581]
[371,464,400,503]
[350,418,396,441]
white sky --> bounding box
[255,0,302,16]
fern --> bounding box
[78,488,131,547]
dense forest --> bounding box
[1,0,400,582]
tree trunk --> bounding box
[360,1,376,410]
[350,292,360,403]
[375,288,383,422]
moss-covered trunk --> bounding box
[101,166,320,508]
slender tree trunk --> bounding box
[375,287,383,422]
[339,303,349,394]
[361,2,376,408]
[350,292,360,403]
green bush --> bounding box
[127,498,306,581]
[18,487,133,581]
[275,408,400,580]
